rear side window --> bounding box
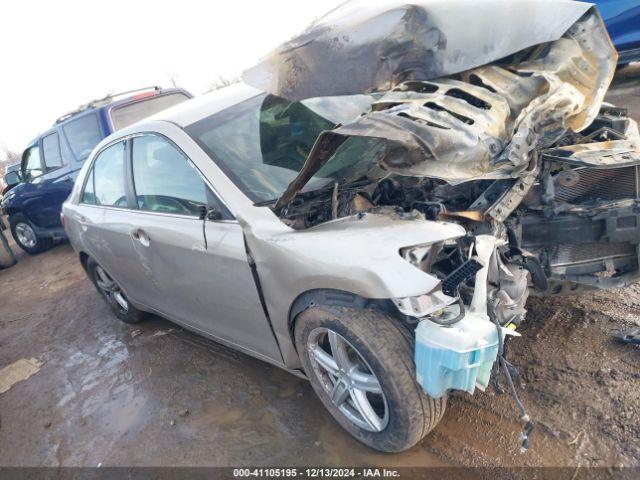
[131,135,208,216]
[63,113,103,161]
[81,169,95,204]
[110,93,190,130]
[88,142,127,207]
[42,133,64,170]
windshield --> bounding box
[185,93,380,203]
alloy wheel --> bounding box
[94,265,129,312]
[15,222,37,249]
[307,327,389,432]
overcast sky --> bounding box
[0,0,344,159]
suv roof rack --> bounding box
[55,86,163,124]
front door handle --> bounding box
[132,228,150,247]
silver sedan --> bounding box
[63,0,640,453]
[63,83,457,452]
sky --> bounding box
[0,0,344,159]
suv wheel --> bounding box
[10,216,53,254]
[294,305,446,452]
[86,257,146,324]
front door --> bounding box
[19,132,74,229]
[37,132,74,228]
[126,134,281,361]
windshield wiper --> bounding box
[254,198,278,207]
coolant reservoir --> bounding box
[415,311,500,399]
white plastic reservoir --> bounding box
[415,311,500,399]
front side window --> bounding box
[63,113,103,161]
[91,141,127,207]
[132,135,208,216]
[42,133,64,170]
[22,145,43,182]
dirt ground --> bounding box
[0,73,639,469]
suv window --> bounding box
[131,135,208,216]
[110,93,190,130]
[42,133,64,170]
[63,113,102,161]
[22,145,43,182]
[88,141,127,207]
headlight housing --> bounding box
[393,289,458,318]
[396,241,458,318]
[1,190,16,206]
[400,243,434,271]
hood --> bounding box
[255,3,619,209]
[243,0,593,101]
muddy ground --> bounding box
[0,73,639,469]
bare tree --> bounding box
[205,75,239,93]
[0,140,22,188]
[167,72,179,88]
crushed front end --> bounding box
[243,0,640,436]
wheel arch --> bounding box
[287,289,399,352]
[79,251,90,273]
[6,210,28,226]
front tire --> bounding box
[10,216,53,254]
[295,306,446,452]
[86,257,146,324]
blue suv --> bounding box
[1,87,191,254]
[595,0,640,64]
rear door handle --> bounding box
[132,228,150,247]
[78,216,88,231]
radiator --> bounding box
[548,242,636,267]
[554,166,639,204]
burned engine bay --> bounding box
[247,6,640,317]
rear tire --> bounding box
[86,257,146,324]
[10,215,53,254]
[295,305,446,452]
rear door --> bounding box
[75,140,152,304]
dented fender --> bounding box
[241,212,465,366]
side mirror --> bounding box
[198,206,223,221]
[4,171,21,188]
[207,208,222,221]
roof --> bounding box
[24,87,192,148]
[54,86,169,124]
[147,82,262,128]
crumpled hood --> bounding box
[250,1,623,210]
[243,0,592,101]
